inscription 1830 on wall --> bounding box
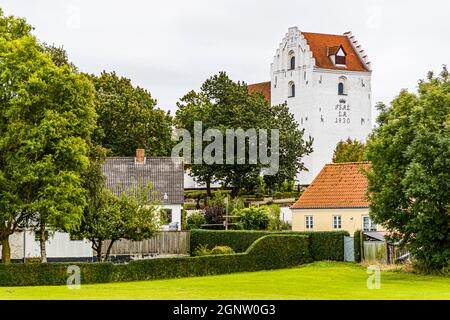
[335,98,350,124]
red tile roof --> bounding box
[291,162,371,209]
[302,32,369,72]
[248,81,271,102]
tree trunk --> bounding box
[39,224,47,263]
[206,178,212,198]
[104,240,116,262]
[94,240,103,262]
[1,238,11,264]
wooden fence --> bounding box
[101,231,190,256]
[363,241,410,264]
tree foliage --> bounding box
[174,72,312,196]
[236,207,270,230]
[0,10,97,263]
[90,71,174,157]
[332,138,366,163]
[366,68,450,271]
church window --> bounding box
[338,76,347,95]
[289,56,295,70]
[338,83,344,95]
[288,50,295,70]
[288,82,295,97]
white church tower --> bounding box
[249,27,372,185]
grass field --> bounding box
[0,262,449,300]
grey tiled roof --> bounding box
[102,157,184,205]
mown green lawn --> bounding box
[0,262,449,300]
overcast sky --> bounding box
[2,0,449,115]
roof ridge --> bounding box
[302,31,348,37]
[326,161,371,166]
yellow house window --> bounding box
[333,215,342,229]
[363,216,377,231]
[305,216,313,229]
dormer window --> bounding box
[335,52,346,65]
[328,45,346,66]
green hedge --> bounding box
[190,230,348,261]
[0,234,310,286]
[354,230,363,262]
[0,261,116,286]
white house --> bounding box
[249,27,372,185]
[1,149,184,262]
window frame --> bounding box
[289,56,296,70]
[333,215,342,229]
[288,82,295,98]
[305,215,314,230]
[362,215,377,231]
[338,82,345,95]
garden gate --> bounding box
[344,236,355,262]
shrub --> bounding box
[0,234,311,286]
[193,244,211,256]
[260,204,285,231]
[187,212,207,230]
[190,230,348,261]
[210,246,234,255]
[204,205,224,226]
[354,229,363,262]
[237,207,270,230]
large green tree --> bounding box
[90,71,173,157]
[332,138,366,163]
[174,72,312,196]
[0,10,97,263]
[366,68,450,271]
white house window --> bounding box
[305,216,313,229]
[333,215,342,229]
[288,82,295,97]
[363,216,377,231]
[160,208,172,225]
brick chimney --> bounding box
[135,149,145,164]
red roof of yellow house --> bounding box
[291,162,371,209]
[302,32,369,72]
[248,81,271,102]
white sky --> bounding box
[1,0,449,115]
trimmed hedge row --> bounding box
[0,234,310,286]
[190,230,349,261]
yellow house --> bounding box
[291,162,382,234]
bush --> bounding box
[0,235,310,286]
[237,207,270,230]
[192,245,235,256]
[190,230,348,261]
[187,212,207,230]
[204,205,224,226]
[210,246,234,255]
[354,230,363,262]
[260,204,287,231]
[192,244,211,256]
